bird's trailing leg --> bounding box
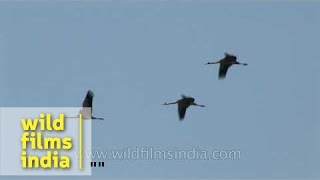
[92,116,104,120]
[65,115,104,120]
[65,115,79,119]
[235,62,248,66]
[192,102,205,107]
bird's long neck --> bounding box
[206,61,219,65]
[162,101,178,105]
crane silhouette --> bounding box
[66,90,104,120]
[206,52,247,79]
[162,95,205,121]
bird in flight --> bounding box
[67,90,104,120]
[206,52,248,79]
[162,95,205,121]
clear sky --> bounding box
[0,1,319,179]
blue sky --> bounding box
[0,1,320,179]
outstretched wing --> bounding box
[224,52,237,60]
[218,64,231,79]
[83,90,94,108]
[181,94,190,99]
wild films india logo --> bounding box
[20,113,73,169]
[0,107,92,176]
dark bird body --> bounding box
[162,95,205,121]
[206,53,247,79]
[67,90,104,120]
